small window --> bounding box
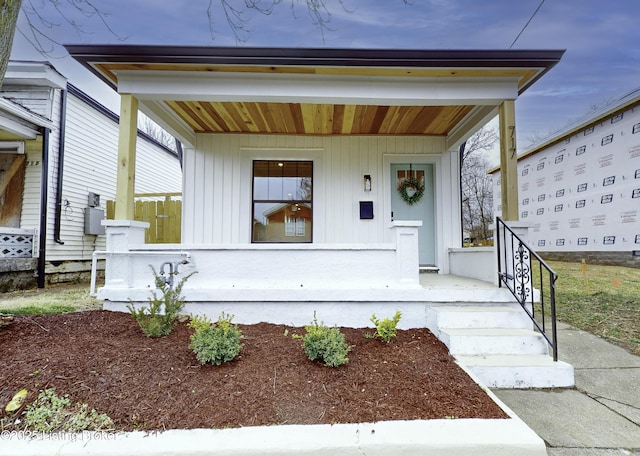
[536,208,544,215]
[603,236,616,245]
[537,162,545,171]
[576,199,586,209]
[576,145,586,155]
[555,154,564,164]
[603,176,615,186]
[577,237,588,246]
[611,113,623,124]
[555,204,563,212]
[577,183,588,192]
[556,239,565,246]
[556,189,565,197]
[252,160,312,243]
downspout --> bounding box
[37,128,50,288]
[53,88,67,245]
[459,141,466,246]
[175,139,183,170]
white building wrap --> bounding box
[492,90,640,257]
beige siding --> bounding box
[183,134,449,246]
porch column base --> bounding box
[389,220,422,283]
[102,220,149,288]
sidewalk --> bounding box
[492,322,640,456]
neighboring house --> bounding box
[490,87,640,267]
[67,45,574,388]
[0,61,182,290]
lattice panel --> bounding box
[0,233,34,258]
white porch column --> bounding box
[102,219,149,288]
[389,220,422,284]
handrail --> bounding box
[495,217,559,361]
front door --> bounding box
[390,163,435,266]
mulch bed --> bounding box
[0,310,507,431]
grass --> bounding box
[0,283,101,315]
[546,260,640,356]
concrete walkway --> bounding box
[492,322,640,456]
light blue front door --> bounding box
[390,163,435,266]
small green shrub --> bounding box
[24,388,113,432]
[188,312,244,365]
[368,310,402,343]
[296,313,351,367]
[128,266,194,337]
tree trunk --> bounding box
[0,0,22,87]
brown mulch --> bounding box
[0,310,507,431]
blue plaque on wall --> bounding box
[360,201,374,219]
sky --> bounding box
[8,0,640,156]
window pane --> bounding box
[252,160,313,243]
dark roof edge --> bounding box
[64,44,565,68]
[66,83,178,158]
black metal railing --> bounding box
[495,217,559,361]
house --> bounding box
[490,87,640,268]
[0,61,182,290]
[67,45,574,388]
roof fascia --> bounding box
[116,70,520,106]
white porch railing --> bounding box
[0,228,37,258]
[92,220,424,304]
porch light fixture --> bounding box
[364,174,372,191]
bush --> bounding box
[128,266,194,337]
[24,388,113,432]
[296,313,351,367]
[369,310,402,343]
[188,313,244,365]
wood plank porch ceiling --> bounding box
[164,101,475,136]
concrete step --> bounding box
[456,354,575,388]
[428,305,533,330]
[439,328,550,356]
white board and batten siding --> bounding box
[183,134,461,270]
[492,93,640,255]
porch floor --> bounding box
[419,272,497,290]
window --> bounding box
[578,237,588,246]
[576,145,586,155]
[252,160,312,243]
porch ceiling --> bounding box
[65,46,564,143]
[163,101,475,136]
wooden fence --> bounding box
[106,193,181,244]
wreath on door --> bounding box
[397,177,425,205]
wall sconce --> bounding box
[363,174,372,192]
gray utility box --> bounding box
[84,208,105,235]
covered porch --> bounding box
[71,46,573,387]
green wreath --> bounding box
[397,177,425,205]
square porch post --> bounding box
[115,94,139,220]
[499,100,519,221]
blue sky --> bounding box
[9,0,640,153]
